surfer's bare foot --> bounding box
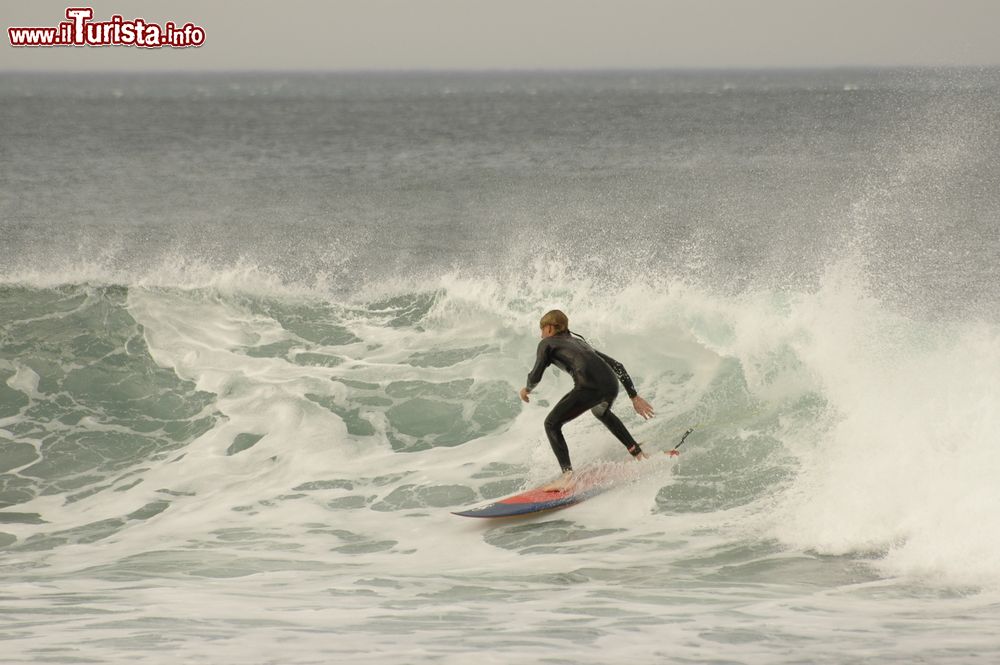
[542,470,574,492]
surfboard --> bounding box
[454,430,693,518]
[453,466,618,518]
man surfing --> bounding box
[519,310,655,490]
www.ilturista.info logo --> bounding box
[8,7,205,48]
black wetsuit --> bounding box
[526,330,641,472]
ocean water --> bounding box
[2,69,1000,664]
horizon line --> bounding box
[4,64,1000,76]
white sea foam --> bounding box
[5,252,997,592]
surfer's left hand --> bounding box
[632,396,654,419]
[519,387,531,403]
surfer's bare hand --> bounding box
[632,396,654,419]
[519,387,531,403]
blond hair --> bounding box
[539,309,569,333]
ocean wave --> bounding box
[1,257,998,588]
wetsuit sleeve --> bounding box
[525,339,551,391]
[595,350,638,399]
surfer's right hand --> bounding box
[519,387,531,403]
[632,395,654,419]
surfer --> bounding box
[519,310,654,489]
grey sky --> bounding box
[4,0,1000,71]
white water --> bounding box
[4,66,1000,664]
[3,256,1000,663]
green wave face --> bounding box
[0,286,219,510]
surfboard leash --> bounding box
[666,427,695,457]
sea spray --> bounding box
[4,69,1000,663]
